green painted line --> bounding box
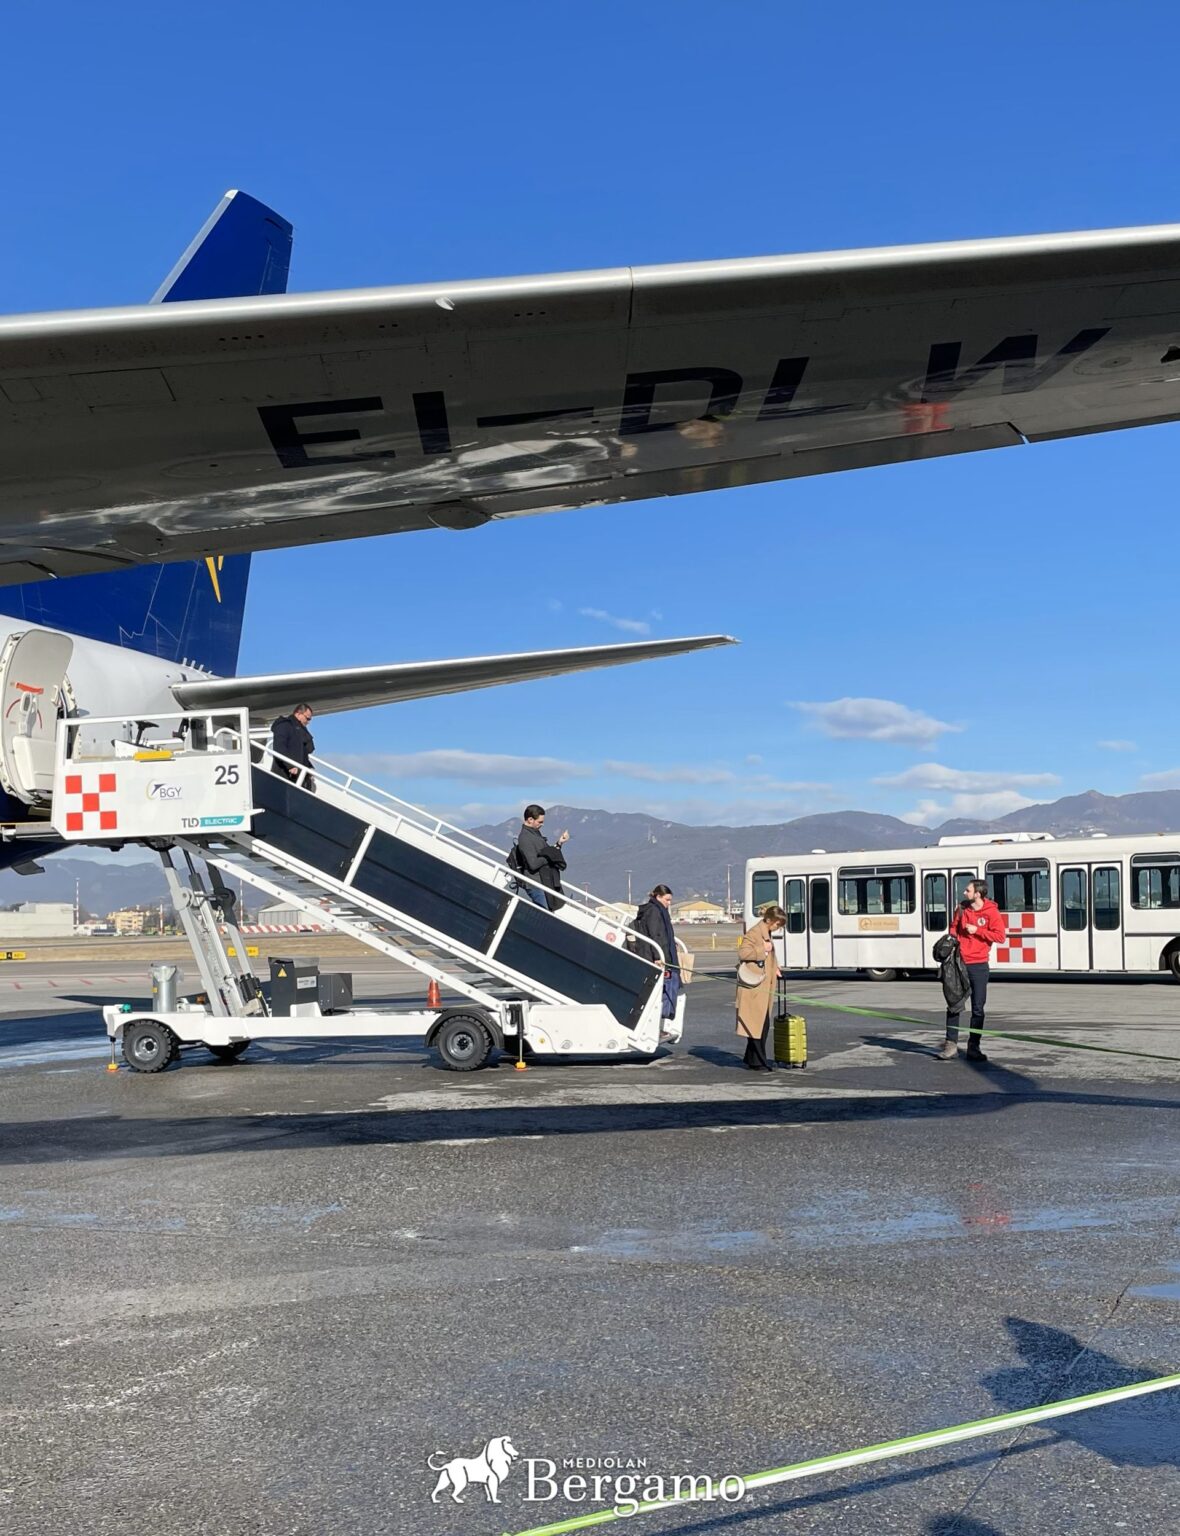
[500,1370,1180,1536]
[785,994,1180,1064]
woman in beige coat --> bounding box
[736,904,787,1071]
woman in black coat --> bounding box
[631,885,681,1023]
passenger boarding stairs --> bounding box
[51,712,668,1052]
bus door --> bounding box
[778,874,833,970]
[1059,863,1124,972]
[922,870,950,965]
[922,869,977,966]
[808,875,833,968]
[781,876,808,969]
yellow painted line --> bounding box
[502,1370,1180,1535]
[784,994,1180,1064]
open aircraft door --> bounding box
[0,629,74,803]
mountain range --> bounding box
[3,789,1179,916]
[467,789,1180,903]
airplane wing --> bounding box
[4,215,1180,582]
[170,633,735,719]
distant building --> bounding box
[595,902,637,923]
[253,901,315,931]
[0,901,76,939]
[673,897,725,923]
[109,908,147,936]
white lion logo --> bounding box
[428,1436,520,1503]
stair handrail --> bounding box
[250,736,664,969]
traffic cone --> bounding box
[427,978,441,1008]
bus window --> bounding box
[1093,867,1120,931]
[810,878,831,934]
[952,872,975,905]
[1060,868,1088,931]
[924,872,948,932]
[784,877,806,934]
[1129,855,1180,910]
[751,870,778,913]
[986,860,1050,913]
[838,865,916,915]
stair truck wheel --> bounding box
[122,1020,179,1073]
[863,967,898,982]
[435,1014,494,1072]
[207,1041,250,1063]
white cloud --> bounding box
[791,697,960,747]
[750,777,834,795]
[875,762,1060,793]
[621,794,836,826]
[432,801,522,829]
[688,789,836,824]
[336,750,592,784]
[900,791,1043,826]
[578,606,651,636]
[879,762,1058,828]
[603,760,735,784]
[1097,739,1137,752]
[417,778,836,829]
[1141,768,1180,789]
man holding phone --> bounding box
[936,878,1006,1061]
[514,804,569,911]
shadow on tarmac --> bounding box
[861,1034,1046,1097]
[4,1084,1180,1164]
[984,1318,1180,1469]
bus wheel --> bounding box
[1166,946,1180,981]
[863,967,898,983]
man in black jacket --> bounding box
[271,704,315,790]
[514,804,568,910]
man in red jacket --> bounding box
[936,879,1006,1062]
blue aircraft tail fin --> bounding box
[152,188,293,303]
[0,192,293,676]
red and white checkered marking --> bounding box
[62,771,119,834]
[996,911,1036,964]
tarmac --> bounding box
[1,957,1178,1535]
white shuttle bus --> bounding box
[745,833,1180,982]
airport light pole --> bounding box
[626,869,632,905]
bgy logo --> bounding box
[147,781,182,801]
[428,1436,520,1504]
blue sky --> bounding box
[3,0,1179,829]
